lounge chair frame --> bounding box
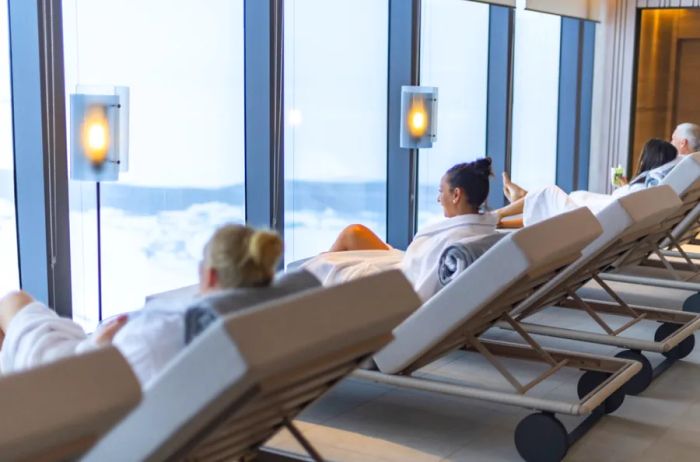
[357,333,638,417]
[598,155,700,295]
[83,271,421,462]
[353,209,641,462]
[499,188,700,392]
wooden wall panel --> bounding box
[631,9,700,168]
[674,39,700,127]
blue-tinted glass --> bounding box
[511,10,562,190]
[63,0,245,325]
[418,0,490,228]
[284,0,389,263]
[0,1,19,295]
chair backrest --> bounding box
[185,269,321,342]
[665,152,700,243]
[661,152,700,198]
[609,154,700,268]
[0,347,140,462]
[510,186,682,318]
[373,207,602,375]
[661,152,700,243]
[83,270,421,462]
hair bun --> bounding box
[472,157,493,177]
[248,230,283,270]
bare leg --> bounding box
[330,224,391,252]
[499,217,524,229]
[502,172,528,203]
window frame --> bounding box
[7,0,596,318]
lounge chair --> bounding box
[82,270,421,461]
[597,153,700,304]
[0,347,140,462]
[501,185,700,395]
[354,208,641,462]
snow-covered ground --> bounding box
[72,199,389,329]
[70,201,245,328]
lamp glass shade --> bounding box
[70,93,120,181]
[400,86,438,149]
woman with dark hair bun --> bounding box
[497,138,680,227]
[303,157,499,300]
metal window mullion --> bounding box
[576,20,596,191]
[555,17,583,193]
[386,0,420,250]
[244,0,285,252]
[486,4,515,209]
[9,0,72,316]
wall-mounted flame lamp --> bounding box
[400,86,438,149]
[70,86,129,181]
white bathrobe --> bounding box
[1,296,193,387]
[303,213,499,301]
[522,158,682,225]
[523,184,647,226]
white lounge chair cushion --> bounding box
[509,186,682,317]
[0,347,140,462]
[661,152,700,196]
[83,270,421,462]
[583,185,681,259]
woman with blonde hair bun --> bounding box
[0,224,288,387]
[200,225,283,290]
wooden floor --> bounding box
[267,281,700,461]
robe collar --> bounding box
[415,212,498,239]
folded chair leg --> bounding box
[567,289,615,335]
[590,275,640,318]
[256,419,323,462]
[665,231,700,272]
[283,418,325,462]
[466,334,526,394]
[652,248,685,281]
[468,330,568,395]
[501,314,558,366]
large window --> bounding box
[510,10,561,191]
[0,1,19,296]
[63,0,245,326]
[418,0,490,228]
[283,0,389,264]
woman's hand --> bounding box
[94,314,129,346]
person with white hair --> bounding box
[671,122,700,156]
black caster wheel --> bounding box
[614,350,653,395]
[577,370,625,414]
[683,293,700,313]
[655,323,695,360]
[514,412,568,462]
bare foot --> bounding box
[502,172,527,203]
